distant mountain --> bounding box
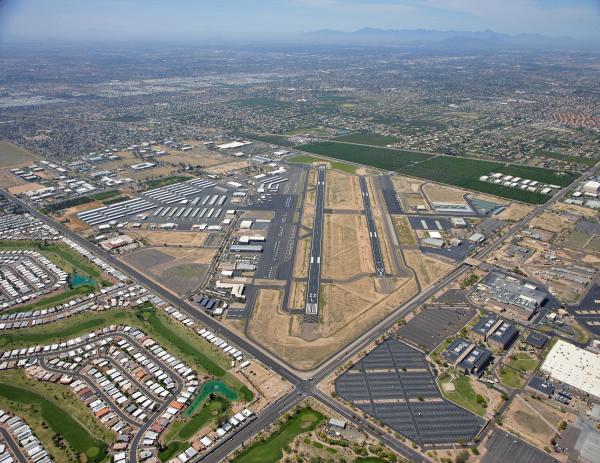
[306,28,577,47]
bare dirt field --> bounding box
[288,281,306,309]
[471,378,503,415]
[129,230,209,247]
[530,211,572,233]
[504,394,573,457]
[324,170,363,210]
[122,246,216,296]
[496,202,534,222]
[0,169,23,189]
[322,214,374,280]
[552,201,599,218]
[128,166,179,181]
[237,361,292,413]
[392,216,417,246]
[7,182,45,194]
[403,250,453,287]
[293,236,311,279]
[205,160,250,174]
[0,141,40,167]
[57,201,104,235]
[422,182,467,204]
[160,150,226,168]
[392,175,424,193]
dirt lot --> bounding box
[0,169,23,189]
[322,214,374,280]
[403,250,453,287]
[504,393,573,456]
[7,182,45,194]
[530,211,576,234]
[471,378,503,415]
[422,182,467,204]
[57,201,104,235]
[552,201,598,218]
[127,166,179,181]
[496,202,534,222]
[248,274,418,370]
[288,281,307,309]
[122,246,216,296]
[293,236,311,279]
[392,175,424,193]
[129,230,209,247]
[324,170,363,210]
[205,160,250,174]
[0,141,40,167]
[237,361,292,413]
[392,215,416,246]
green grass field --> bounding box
[500,367,525,389]
[332,132,399,146]
[233,408,324,463]
[0,382,108,462]
[144,175,193,189]
[0,141,39,167]
[298,142,432,170]
[159,441,187,462]
[508,353,538,372]
[90,189,121,201]
[439,374,487,416]
[3,284,95,314]
[287,154,356,174]
[231,131,295,147]
[297,141,578,204]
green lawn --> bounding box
[508,353,538,372]
[233,408,324,463]
[159,441,187,462]
[169,396,231,443]
[287,154,356,174]
[500,367,525,389]
[0,382,107,462]
[0,240,104,280]
[90,189,121,201]
[439,374,487,416]
[333,132,399,146]
[143,175,193,189]
[3,284,95,314]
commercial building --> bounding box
[582,180,600,196]
[471,315,518,350]
[444,338,492,377]
[540,339,600,399]
[479,272,548,320]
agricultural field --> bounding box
[287,154,357,174]
[332,132,399,146]
[0,140,40,167]
[298,142,578,204]
[298,141,432,170]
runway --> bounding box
[359,176,386,276]
[305,165,326,322]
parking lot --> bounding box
[568,284,600,336]
[397,304,476,352]
[481,428,556,463]
[335,338,484,446]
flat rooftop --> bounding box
[540,339,600,399]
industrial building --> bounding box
[444,338,492,377]
[524,331,549,349]
[479,272,548,320]
[471,315,518,350]
[540,339,600,400]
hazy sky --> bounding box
[1,0,599,42]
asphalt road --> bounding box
[359,176,386,276]
[305,165,325,321]
[0,427,28,463]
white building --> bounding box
[540,339,600,399]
